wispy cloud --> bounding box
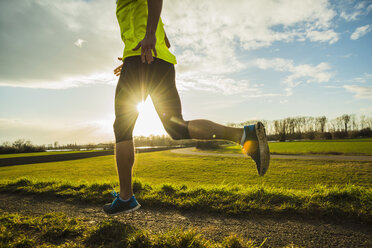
[350,24,372,40]
[359,106,372,116]
[176,73,254,95]
[344,85,372,99]
[254,58,333,87]
[0,72,117,89]
[340,53,353,58]
[306,29,339,44]
[74,39,86,48]
[351,73,372,83]
[340,1,372,21]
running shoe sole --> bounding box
[255,121,270,176]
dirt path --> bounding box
[172,148,372,161]
[0,193,370,248]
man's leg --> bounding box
[115,140,135,200]
[104,57,147,215]
[188,119,243,144]
[150,58,269,176]
[150,59,244,144]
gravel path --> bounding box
[171,148,372,161]
[0,193,370,248]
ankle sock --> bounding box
[119,196,131,202]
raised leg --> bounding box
[188,119,243,144]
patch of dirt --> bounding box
[0,193,370,248]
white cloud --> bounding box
[350,24,372,40]
[167,0,339,97]
[322,85,343,89]
[0,0,340,91]
[344,85,372,99]
[176,73,254,95]
[164,0,338,75]
[340,1,372,21]
[74,39,86,48]
[254,58,333,87]
[306,29,339,44]
[351,73,372,83]
[0,0,121,88]
[359,106,372,116]
[0,72,117,89]
[340,53,353,58]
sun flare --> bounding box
[133,98,167,137]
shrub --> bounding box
[196,141,221,150]
[321,132,332,140]
[359,128,372,138]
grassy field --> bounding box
[0,150,371,222]
[196,138,372,155]
[0,151,371,189]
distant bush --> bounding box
[195,141,226,150]
[304,131,316,140]
[332,131,348,139]
[321,132,333,140]
[358,128,372,138]
[0,139,45,154]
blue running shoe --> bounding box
[103,190,141,216]
[240,121,270,176]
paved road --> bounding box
[171,148,372,161]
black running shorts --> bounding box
[113,56,191,142]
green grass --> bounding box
[0,149,111,159]
[0,212,267,248]
[0,151,371,189]
[1,178,371,222]
[0,150,371,222]
[196,138,372,156]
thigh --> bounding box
[114,57,150,141]
[149,60,184,122]
[115,57,150,113]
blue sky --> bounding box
[0,0,371,144]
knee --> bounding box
[163,117,191,140]
[113,118,134,143]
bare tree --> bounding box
[360,115,366,129]
[316,116,327,133]
[341,114,351,133]
[350,114,357,131]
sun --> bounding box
[136,101,145,113]
[133,98,167,137]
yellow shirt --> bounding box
[116,0,177,64]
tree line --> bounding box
[227,114,372,141]
[2,114,371,154]
[0,136,197,154]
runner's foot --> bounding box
[103,191,141,215]
[240,122,270,176]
